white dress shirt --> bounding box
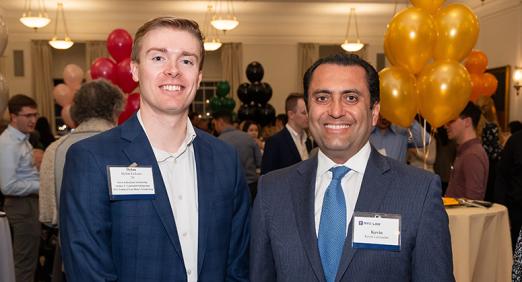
[314,142,371,236]
[138,111,199,282]
[286,124,309,161]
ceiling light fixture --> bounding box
[211,0,239,32]
[203,5,222,51]
[19,0,51,30]
[48,3,74,50]
[341,8,365,52]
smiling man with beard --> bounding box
[250,54,454,282]
[59,17,250,282]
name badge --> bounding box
[352,212,401,251]
[107,166,155,200]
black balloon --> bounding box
[246,61,264,83]
[258,83,273,105]
[237,83,250,104]
[248,82,264,104]
[256,103,276,127]
[237,104,257,122]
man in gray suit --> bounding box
[250,54,454,282]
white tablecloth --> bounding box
[447,204,512,282]
[0,213,15,282]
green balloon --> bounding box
[222,97,236,112]
[210,96,224,113]
[216,81,230,97]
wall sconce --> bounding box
[514,67,522,96]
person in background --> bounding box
[251,53,453,281]
[261,93,312,175]
[274,113,288,132]
[509,121,522,134]
[33,117,56,150]
[242,120,264,153]
[39,79,125,282]
[0,94,41,282]
[370,115,430,163]
[434,127,457,195]
[215,112,262,200]
[59,17,249,281]
[445,102,488,200]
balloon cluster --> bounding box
[52,64,84,128]
[209,81,236,114]
[381,0,480,128]
[237,62,275,126]
[464,50,498,102]
[0,16,8,116]
[90,29,140,124]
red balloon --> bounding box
[118,92,140,124]
[116,58,138,93]
[107,29,133,62]
[91,57,117,84]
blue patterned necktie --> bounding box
[318,166,350,282]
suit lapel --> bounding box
[336,149,393,281]
[291,157,327,282]
[120,115,184,262]
[192,132,214,277]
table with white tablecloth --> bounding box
[0,212,15,282]
[446,204,512,282]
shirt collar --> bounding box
[317,141,372,177]
[7,125,30,141]
[136,110,196,162]
[286,123,307,141]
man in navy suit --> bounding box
[261,93,312,175]
[251,54,454,282]
[60,17,250,281]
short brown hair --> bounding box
[8,94,37,115]
[285,93,304,114]
[131,17,205,70]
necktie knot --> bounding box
[329,166,350,181]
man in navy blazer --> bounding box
[261,93,312,175]
[60,17,250,281]
[251,54,454,282]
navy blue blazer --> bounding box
[251,149,454,282]
[261,127,312,175]
[60,114,250,282]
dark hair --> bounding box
[8,94,37,115]
[303,53,380,108]
[70,79,125,124]
[213,111,233,125]
[35,117,55,149]
[131,17,205,70]
[508,120,522,134]
[276,114,288,125]
[285,93,304,113]
[242,120,259,134]
[459,102,482,129]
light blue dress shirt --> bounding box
[0,125,39,196]
[369,120,429,163]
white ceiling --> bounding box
[0,0,517,44]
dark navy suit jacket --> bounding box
[251,149,454,282]
[60,115,250,281]
[261,127,312,175]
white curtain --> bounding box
[220,43,243,108]
[30,40,55,132]
[297,43,319,89]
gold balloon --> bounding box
[385,7,437,74]
[383,34,398,66]
[417,60,471,128]
[411,0,445,14]
[379,67,418,128]
[433,4,480,62]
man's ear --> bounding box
[130,61,139,82]
[371,103,380,127]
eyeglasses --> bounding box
[16,113,39,118]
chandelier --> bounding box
[203,5,222,51]
[19,0,51,30]
[48,3,74,50]
[211,0,239,32]
[341,8,365,52]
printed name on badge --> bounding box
[352,212,401,251]
[107,166,155,200]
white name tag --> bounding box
[107,166,155,200]
[352,212,401,251]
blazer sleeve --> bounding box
[412,174,455,282]
[227,150,251,281]
[60,143,118,282]
[250,175,277,282]
[261,137,277,175]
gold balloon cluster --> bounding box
[380,0,479,128]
